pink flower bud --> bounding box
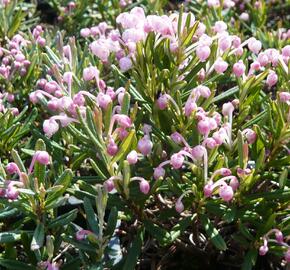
[197,85,211,98]
[157,94,168,110]
[6,162,19,174]
[170,153,184,169]
[43,119,59,137]
[83,66,98,81]
[232,36,241,48]
[204,138,217,149]
[248,38,262,54]
[19,67,27,76]
[239,12,249,21]
[257,52,269,66]
[6,186,19,200]
[44,81,58,93]
[284,249,290,263]
[184,99,197,117]
[106,87,116,100]
[191,145,206,160]
[219,185,234,202]
[175,199,184,213]
[196,45,211,62]
[198,68,206,81]
[220,168,231,176]
[264,49,279,66]
[218,36,232,51]
[90,40,110,62]
[119,57,132,72]
[275,230,283,243]
[153,166,165,180]
[97,92,112,109]
[54,90,63,98]
[234,46,243,56]
[73,93,85,106]
[80,28,91,38]
[37,78,47,89]
[139,180,150,194]
[282,45,290,57]
[279,92,290,103]
[29,92,38,104]
[126,150,138,164]
[266,71,278,87]
[57,97,73,111]
[229,176,239,191]
[35,151,50,165]
[7,93,15,103]
[115,114,131,128]
[244,129,257,144]
[250,61,261,72]
[137,135,153,156]
[259,245,268,256]
[214,58,228,74]
[117,127,129,140]
[198,118,211,136]
[76,230,91,241]
[170,132,183,144]
[196,23,206,37]
[213,21,227,33]
[104,179,115,192]
[233,60,246,77]
[63,72,73,84]
[222,102,234,116]
[107,137,118,156]
[204,184,213,197]
[36,37,46,47]
[47,98,59,111]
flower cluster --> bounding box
[0,34,30,80]
[259,229,290,263]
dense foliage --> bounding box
[0,0,289,269]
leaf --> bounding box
[200,215,227,251]
[0,207,18,220]
[46,169,73,204]
[0,232,21,243]
[0,259,36,270]
[11,149,26,173]
[83,197,99,234]
[170,214,196,241]
[31,223,45,250]
[111,129,137,164]
[106,207,118,237]
[237,131,246,169]
[62,235,97,252]
[279,168,288,189]
[122,228,144,270]
[211,86,239,104]
[34,139,47,185]
[47,209,78,229]
[242,249,257,270]
[144,220,171,246]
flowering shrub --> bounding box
[0,1,289,269]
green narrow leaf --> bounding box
[122,228,144,270]
[0,232,21,243]
[83,197,99,234]
[0,259,36,270]
[111,129,137,164]
[47,209,78,229]
[200,215,227,251]
[106,207,118,237]
[144,220,171,246]
[34,139,47,185]
[242,249,257,270]
[31,223,45,250]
